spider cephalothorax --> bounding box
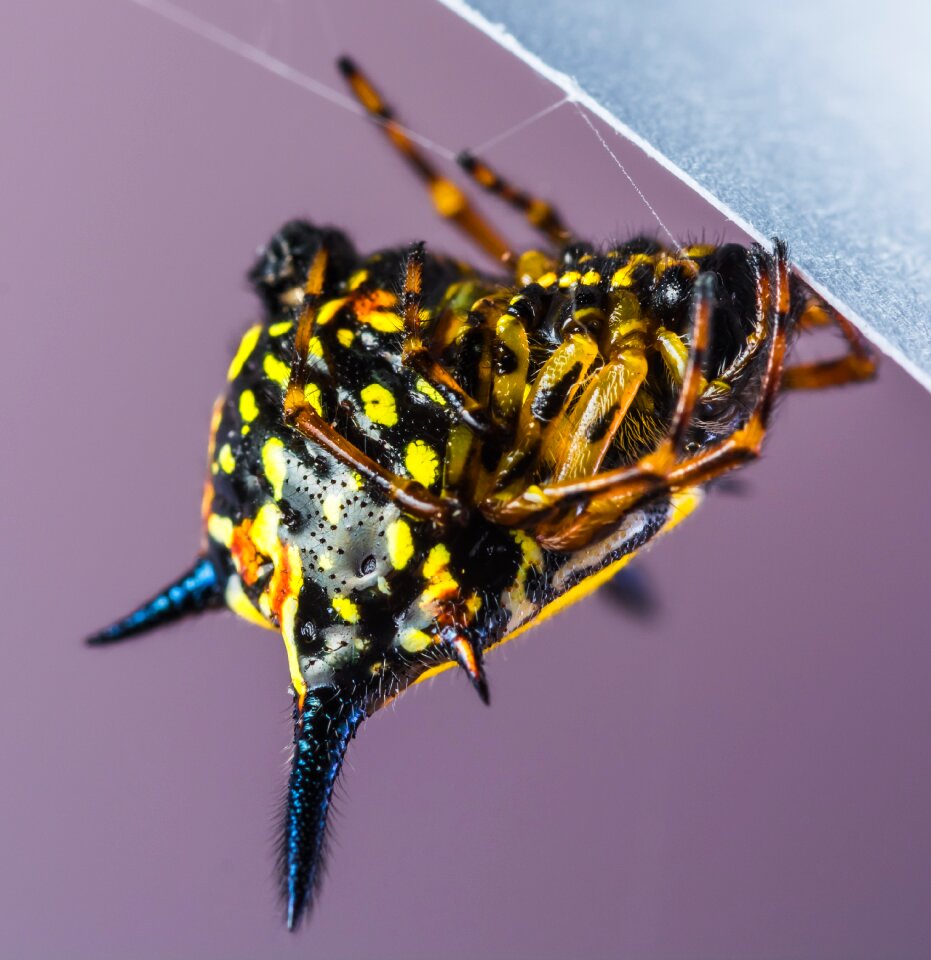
[88,57,875,929]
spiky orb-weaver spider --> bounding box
[88,57,877,930]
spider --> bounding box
[88,56,876,930]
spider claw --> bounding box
[448,635,490,705]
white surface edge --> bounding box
[436,0,931,394]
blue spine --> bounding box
[283,690,365,930]
[86,557,221,644]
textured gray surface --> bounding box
[440,0,931,390]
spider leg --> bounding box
[439,292,513,500]
[486,326,601,501]
[480,245,790,551]
[284,247,464,525]
[404,246,535,448]
[655,244,768,399]
[781,300,877,389]
[437,280,561,501]
[456,151,573,247]
[549,294,650,483]
[337,57,512,264]
[398,242,491,434]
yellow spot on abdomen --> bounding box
[360,382,398,427]
[336,328,356,348]
[401,629,433,653]
[303,382,323,416]
[415,378,446,405]
[250,502,281,556]
[405,439,439,488]
[332,596,360,624]
[207,514,233,548]
[261,437,287,500]
[386,518,414,570]
[423,543,450,579]
[317,297,349,326]
[269,321,293,337]
[421,543,458,605]
[263,354,291,388]
[239,389,258,422]
[512,529,543,567]
[227,325,261,381]
[218,443,235,474]
[365,310,404,334]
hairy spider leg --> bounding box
[438,293,510,500]
[489,300,532,432]
[700,244,771,391]
[480,242,790,550]
[550,289,650,482]
[456,150,573,246]
[398,241,491,434]
[283,247,463,525]
[337,56,512,264]
[782,299,877,389]
[484,246,791,551]
[487,326,601,501]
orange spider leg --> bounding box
[398,242,491,434]
[456,151,573,247]
[781,300,877,390]
[338,57,512,264]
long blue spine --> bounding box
[283,690,365,930]
[86,557,221,644]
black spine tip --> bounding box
[336,55,356,77]
[456,150,476,171]
[472,673,491,707]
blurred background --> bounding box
[2,2,929,957]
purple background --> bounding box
[2,2,929,957]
